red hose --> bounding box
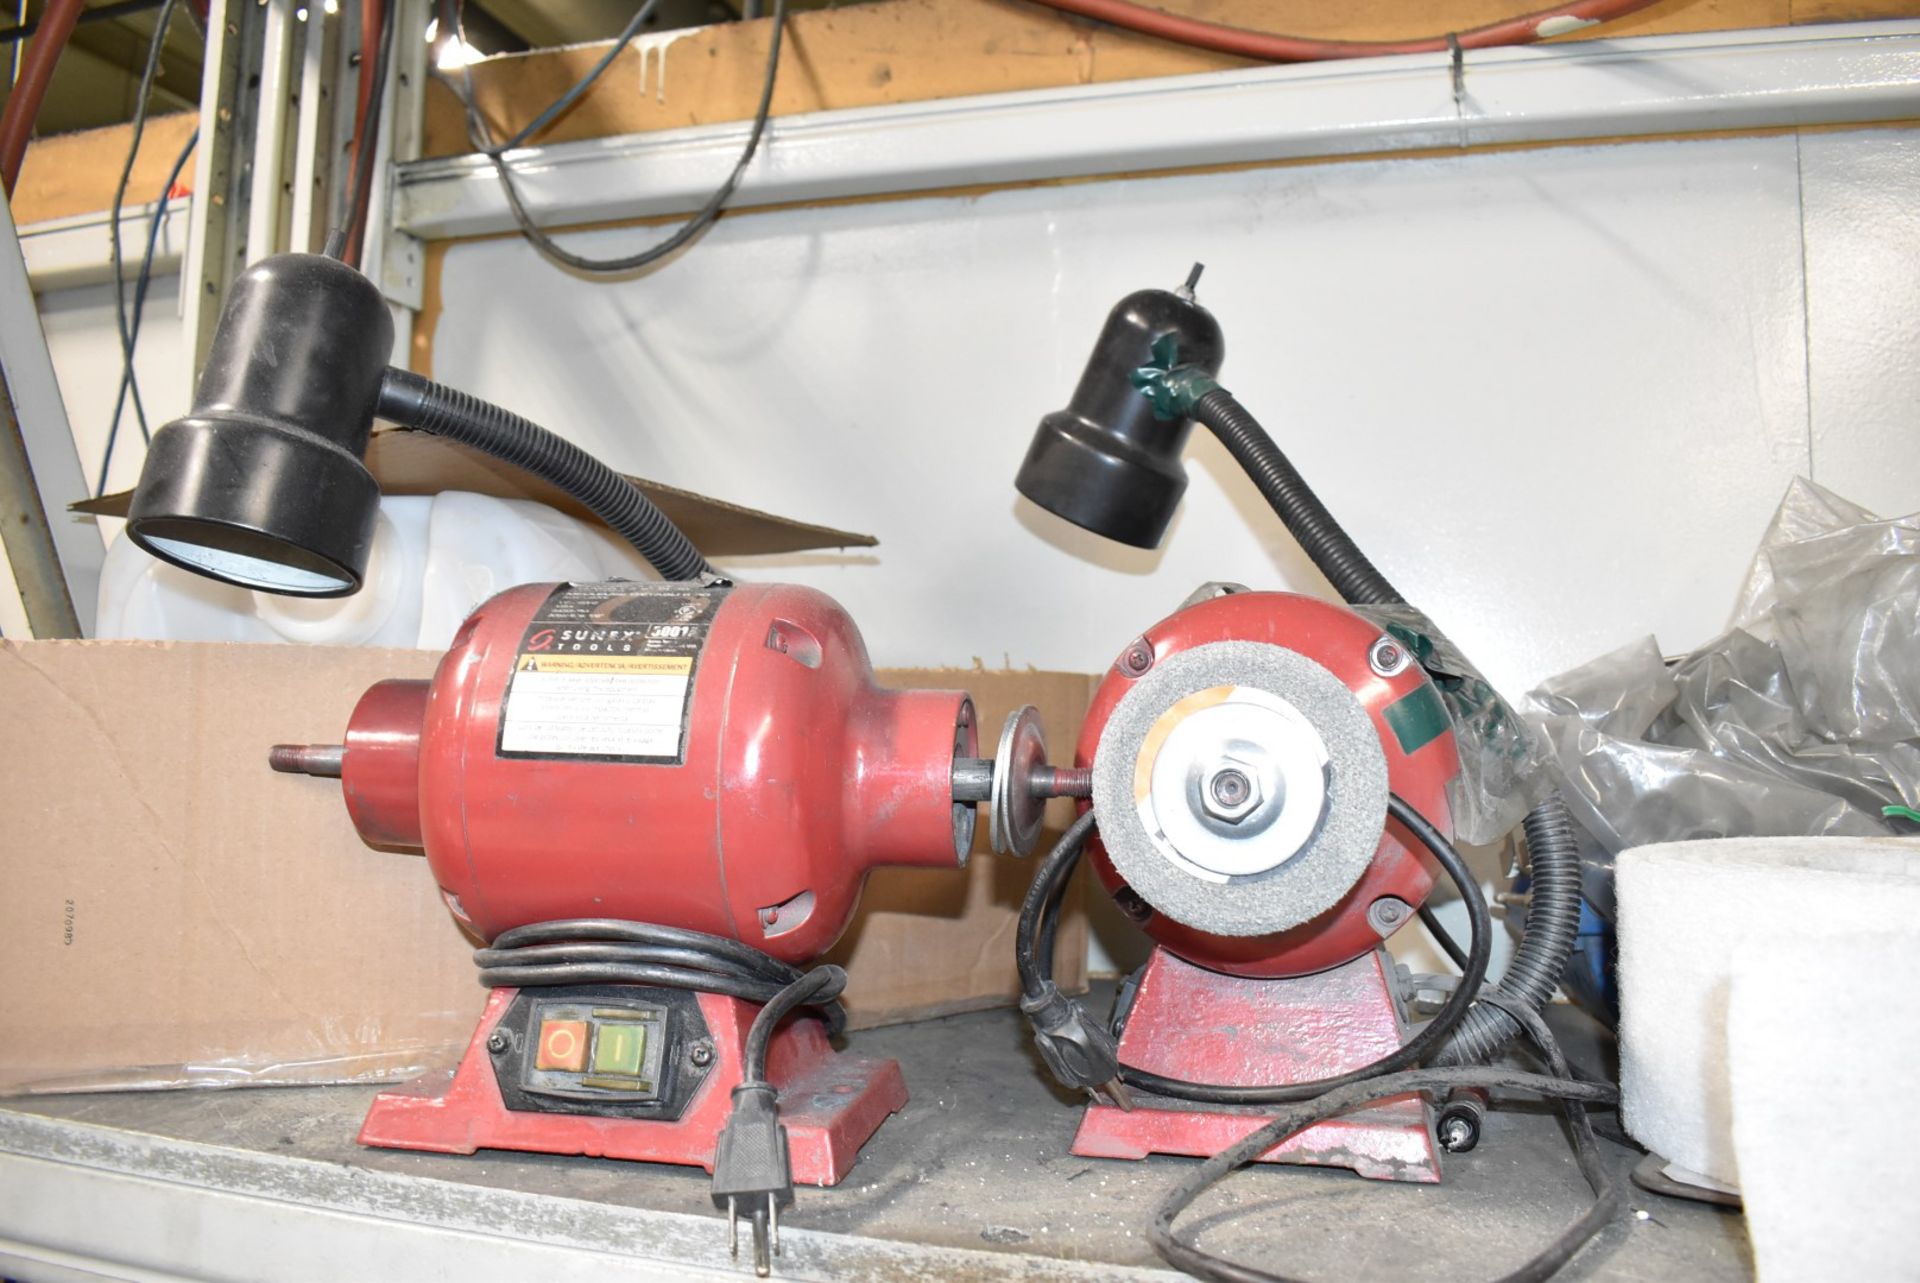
[1025,0,1665,61]
[0,0,86,195]
[344,0,387,265]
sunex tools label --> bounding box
[496,582,727,764]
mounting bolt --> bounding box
[1367,895,1412,937]
[1113,884,1155,925]
[1119,638,1155,677]
[1199,757,1263,824]
[1369,635,1413,678]
[486,1031,510,1054]
[689,1041,715,1068]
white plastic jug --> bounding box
[96,491,653,648]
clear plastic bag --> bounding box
[1530,479,1920,859]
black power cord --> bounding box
[1017,796,1493,1107]
[475,917,845,1034]
[441,0,789,276]
[106,0,183,454]
[100,123,198,497]
[1149,1062,1621,1283]
[1420,901,1473,971]
[1016,804,1624,1280]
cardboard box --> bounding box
[0,638,1091,1094]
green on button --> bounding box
[591,1022,647,1076]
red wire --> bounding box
[1025,0,1664,60]
[0,0,86,195]
[344,0,386,266]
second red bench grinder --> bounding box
[1007,268,1584,1199]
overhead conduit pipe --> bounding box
[0,0,86,195]
[1023,0,1665,61]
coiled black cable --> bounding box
[1150,1061,1620,1283]
[377,369,711,583]
[1018,798,1491,1105]
[1018,807,1621,1279]
[1016,809,1099,1003]
[1185,382,1584,1066]
[476,918,846,1040]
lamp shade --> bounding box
[127,253,394,596]
[1013,286,1223,549]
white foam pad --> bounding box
[1617,837,1920,1185]
[1728,930,1920,1281]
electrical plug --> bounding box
[1020,981,1132,1109]
[711,1081,794,1277]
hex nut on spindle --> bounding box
[1200,759,1263,824]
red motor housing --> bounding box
[1077,590,1460,979]
[335,580,977,963]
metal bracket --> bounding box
[0,197,100,636]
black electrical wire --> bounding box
[324,0,397,264]
[107,0,183,451]
[1467,988,1622,1281]
[1018,798,1494,1106]
[1420,901,1472,972]
[1016,809,1097,1002]
[99,123,197,497]
[483,0,667,155]
[1124,794,1489,1100]
[743,965,844,1083]
[443,0,789,276]
[476,918,847,1038]
[1020,805,1623,1279]
[1148,1063,1621,1283]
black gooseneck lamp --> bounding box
[126,253,710,596]
[1013,264,1225,551]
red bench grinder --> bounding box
[268,578,1073,1267]
[1007,269,1566,1188]
[122,253,1080,1277]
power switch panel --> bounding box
[489,987,713,1119]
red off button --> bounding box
[534,1019,589,1071]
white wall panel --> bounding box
[434,133,1816,694]
[1802,129,1920,519]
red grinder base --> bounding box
[359,988,907,1186]
[1073,948,1441,1182]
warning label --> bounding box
[497,582,726,763]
